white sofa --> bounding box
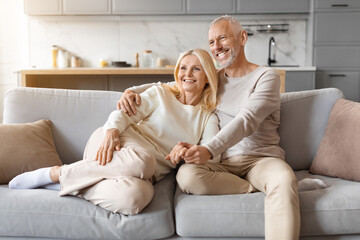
[1,87,360,240]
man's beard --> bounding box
[217,47,239,68]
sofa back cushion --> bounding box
[3,87,122,164]
[3,87,344,170]
[279,88,343,170]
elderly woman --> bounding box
[9,49,220,215]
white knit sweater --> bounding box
[104,85,220,180]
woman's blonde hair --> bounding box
[164,49,219,112]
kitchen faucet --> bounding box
[268,37,276,66]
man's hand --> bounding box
[117,89,141,116]
[95,128,121,166]
[165,143,189,165]
[180,142,211,164]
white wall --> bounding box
[28,18,306,68]
[0,0,28,123]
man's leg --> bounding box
[246,157,300,240]
[176,160,256,195]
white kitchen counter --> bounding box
[271,66,316,71]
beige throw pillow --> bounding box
[0,119,62,184]
[310,99,360,182]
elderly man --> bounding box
[118,16,300,240]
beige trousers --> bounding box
[59,128,156,215]
[176,155,300,240]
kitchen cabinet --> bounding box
[236,0,310,13]
[314,46,360,69]
[314,12,360,44]
[186,0,235,14]
[316,71,360,101]
[315,0,360,11]
[284,71,315,92]
[63,0,111,15]
[313,0,360,101]
[24,0,61,15]
[20,68,175,92]
[112,0,185,15]
[24,0,311,16]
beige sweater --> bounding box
[104,86,220,180]
[204,66,285,160]
[129,66,284,161]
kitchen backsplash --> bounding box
[28,18,306,68]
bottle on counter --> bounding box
[57,49,69,68]
[142,50,154,68]
[71,56,81,68]
[59,50,69,68]
[156,56,166,68]
[135,53,139,67]
[51,45,58,68]
[99,58,108,67]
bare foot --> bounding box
[50,166,61,183]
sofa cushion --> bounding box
[174,170,360,237]
[279,88,343,170]
[0,119,62,184]
[0,171,176,240]
[310,99,360,182]
[3,87,123,165]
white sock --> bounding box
[9,167,53,189]
[298,178,327,192]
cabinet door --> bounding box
[237,0,309,13]
[186,0,235,14]
[24,0,61,15]
[314,46,360,69]
[315,0,360,10]
[314,12,360,44]
[316,71,360,101]
[63,0,111,15]
[285,71,315,92]
[112,0,185,14]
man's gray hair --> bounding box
[210,15,243,34]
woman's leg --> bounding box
[77,176,154,215]
[9,167,54,189]
[59,128,156,196]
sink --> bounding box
[270,65,300,67]
[269,65,300,67]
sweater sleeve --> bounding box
[204,71,281,158]
[128,81,175,94]
[103,86,160,133]
[199,113,221,163]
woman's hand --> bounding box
[95,128,121,166]
[180,142,211,164]
[165,143,189,165]
[117,89,142,116]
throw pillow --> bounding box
[0,119,62,184]
[310,98,360,182]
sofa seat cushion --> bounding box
[174,170,360,238]
[0,171,176,240]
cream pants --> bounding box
[59,128,156,215]
[176,155,300,240]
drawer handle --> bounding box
[329,74,347,77]
[331,4,349,7]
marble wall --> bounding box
[28,18,307,68]
[0,0,27,122]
